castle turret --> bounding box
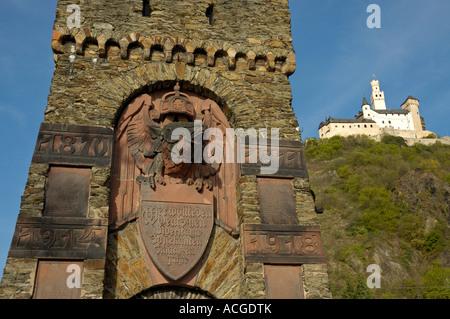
[360,97,370,118]
[370,79,387,110]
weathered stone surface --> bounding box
[302,264,332,299]
[0,258,37,299]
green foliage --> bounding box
[381,135,407,147]
[337,247,351,262]
[343,174,363,195]
[425,133,438,139]
[424,227,446,255]
[337,164,352,178]
[305,135,450,299]
[341,275,373,299]
[421,264,450,299]
[445,173,450,185]
[398,214,425,249]
[305,136,344,160]
[418,158,441,175]
[356,187,400,233]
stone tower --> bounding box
[401,96,423,135]
[370,79,387,110]
[0,0,330,299]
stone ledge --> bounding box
[52,29,296,76]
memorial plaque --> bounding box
[9,217,108,259]
[240,139,309,178]
[44,166,91,218]
[138,201,214,281]
[257,178,297,224]
[243,224,326,264]
[33,260,83,299]
[32,122,113,166]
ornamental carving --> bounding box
[110,84,237,281]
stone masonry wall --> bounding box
[0,0,331,299]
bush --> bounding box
[343,174,363,195]
[444,173,450,185]
[421,264,450,299]
[381,135,407,147]
[305,136,344,160]
[337,165,352,179]
[424,227,446,255]
[341,275,373,299]
[357,187,400,233]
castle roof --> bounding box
[362,97,370,106]
[402,95,420,105]
[373,109,409,115]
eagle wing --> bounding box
[126,95,161,175]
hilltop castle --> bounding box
[319,79,436,140]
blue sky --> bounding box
[0,0,449,280]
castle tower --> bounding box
[0,0,330,299]
[361,97,371,118]
[401,96,423,136]
[370,79,387,110]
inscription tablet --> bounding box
[44,166,91,218]
[257,178,297,224]
[139,201,214,281]
[33,260,83,299]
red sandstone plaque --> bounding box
[33,260,83,299]
[264,265,304,299]
[139,201,214,281]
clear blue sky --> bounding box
[0,0,449,280]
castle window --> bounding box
[364,125,367,128]
[388,120,391,124]
[206,4,214,25]
[143,0,151,17]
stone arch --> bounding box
[193,48,207,66]
[172,45,187,63]
[82,37,99,57]
[105,39,121,58]
[127,42,145,60]
[214,50,228,70]
[103,63,260,131]
[150,44,165,62]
